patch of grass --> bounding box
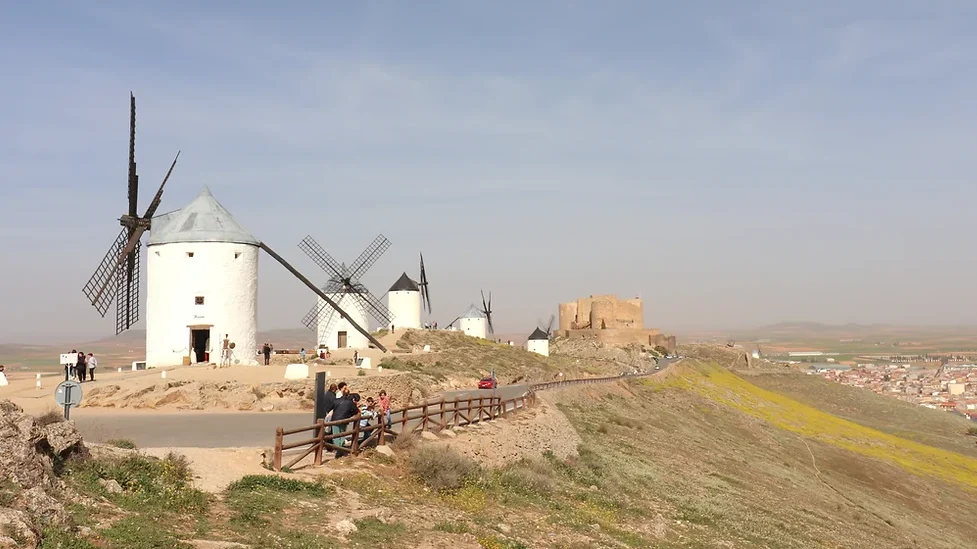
[434,521,471,534]
[651,363,977,488]
[66,451,208,515]
[226,475,331,497]
[101,516,192,549]
[967,426,977,437]
[409,445,481,492]
[38,528,99,549]
[358,369,366,376]
[225,475,331,531]
[106,438,137,449]
[350,518,406,544]
[446,483,488,513]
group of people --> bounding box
[261,342,274,365]
[297,347,332,362]
[66,350,97,382]
[321,382,392,458]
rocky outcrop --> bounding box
[0,400,86,549]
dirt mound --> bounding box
[438,396,581,468]
[0,400,87,548]
[80,372,421,411]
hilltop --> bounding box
[5,340,977,547]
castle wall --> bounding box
[558,302,577,331]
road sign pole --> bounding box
[63,385,71,421]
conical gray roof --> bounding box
[528,327,548,340]
[389,272,419,292]
[459,304,486,319]
[148,186,259,246]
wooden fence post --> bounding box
[453,397,460,427]
[273,427,283,472]
[351,413,361,454]
[439,398,446,429]
[422,403,428,431]
[467,396,473,424]
[314,419,325,466]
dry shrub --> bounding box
[390,432,417,452]
[35,410,65,427]
[497,459,557,497]
[409,445,480,492]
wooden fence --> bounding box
[272,392,536,471]
[529,371,655,391]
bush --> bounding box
[409,445,480,492]
[496,459,557,498]
[967,426,977,437]
[35,410,65,427]
[358,370,366,377]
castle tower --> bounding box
[146,187,259,368]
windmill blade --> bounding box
[354,287,393,327]
[127,93,138,218]
[419,252,431,313]
[260,241,387,352]
[83,229,129,316]
[546,314,555,335]
[143,151,180,219]
[115,239,141,334]
[298,236,345,279]
[301,279,344,330]
[486,312,495,334]
[348,234,390,281]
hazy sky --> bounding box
[2,1,977,343]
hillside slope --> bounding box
[18,356,977,548]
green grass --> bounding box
[106,438,137,449]
[349,518,407,544]
[64,451,208,515]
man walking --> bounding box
[76,351,87,382]
[87,353,97,381]
[262,342,271,366]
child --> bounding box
[378,390,392,428]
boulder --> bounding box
[420,431,440,441]
[334,519,358,536]
[375,445,395,458]
[0,400,84,548]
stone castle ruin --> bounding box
[557,294,676,352]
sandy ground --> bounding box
[0,330,412,413]
[0,358,403,415]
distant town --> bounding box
[771,349,977,421]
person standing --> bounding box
[353,350,359,365]
[68,349,77,380]
[87,353,97,381]
[378,390,392,429]
[300,348,307,363]
[262,343,271,366]
[76,351,87,382]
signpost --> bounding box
[60,354,77,381]
[55,380,83,420]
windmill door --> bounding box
[338,331,347,348]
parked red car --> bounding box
[478,377,497,390]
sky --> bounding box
[2,1,977,343]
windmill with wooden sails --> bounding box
[82,94,388,368]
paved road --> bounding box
[72,358,679,448]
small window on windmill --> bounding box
[234,252,241,259]
[187,252,194,258]
[195,296,205,305]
